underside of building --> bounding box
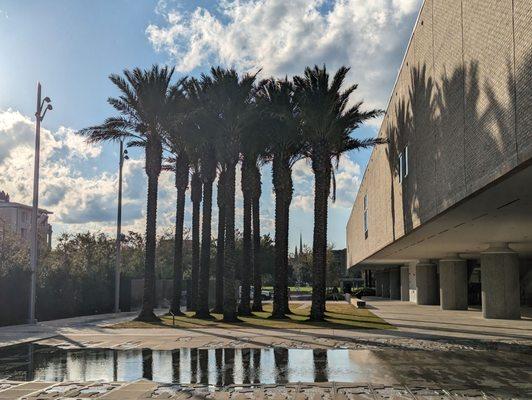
[346,0,532,319]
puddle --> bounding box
[0,343,529,389]
[0,345,366,385]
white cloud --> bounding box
[0,110,150,239]
[290,154,363,213]
[146,0,422,112]
[56,127,102,159]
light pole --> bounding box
[114,140,128,313]
[29,82,52,324]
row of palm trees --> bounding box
[80,64,383,322]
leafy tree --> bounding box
[201,67,257,322]
[293,66,384,320]
[162,79,190,315]
[257,78,305,318]
[79,65,175,322]
[239,103,268,315]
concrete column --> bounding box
[415,261,438,305]
[375,271,382,297]
[381,270,390,298]
[480,243,520,319]
[389,268,401,300]
[400,266,409,301]
[439,256,468,310]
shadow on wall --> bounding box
[385,49,531,237]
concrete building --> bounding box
[0,191,53,250]
[346,0,532,319]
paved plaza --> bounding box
[0,380,529,399]
[0,300,530,399]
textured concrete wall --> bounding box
[415,262,439,305]
[480,251,521,319]
[346,0,532,267]
[439,259,468,310]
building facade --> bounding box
[346,0,532,319]
[0,191,53,250]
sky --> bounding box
[0,0,422,250]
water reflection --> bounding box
[0,345,368,385]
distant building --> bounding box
[0,191,53,250]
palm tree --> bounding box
[189,162,202,311]
[213,166,226,313]
[250,155,263,312]
[79,65,174,322]
[257,78,304,319]
[203,67,257,322]
[293,65,384,321]
[185,77,218,319]
[238,105,267,316]
[162,81,191,316]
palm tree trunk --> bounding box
[251,162,263,312]
[213,169,225,313]
[197,160,216,318]
[310,153,330,321]
[170,155,188,315]
[238,157,252,316]
[189,171,202,311]
[137,156,161,322]
[223,162,239,322]
[271,158,292,319]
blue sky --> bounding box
[0,0,421,249]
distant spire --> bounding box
[295,245,298,258]
[299,232,303,257]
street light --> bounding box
[114,140,128,313]
[29,82,52,324]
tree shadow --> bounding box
[384,51,526,240]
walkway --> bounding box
[364,297,532,341]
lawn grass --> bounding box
[110,302,393,330]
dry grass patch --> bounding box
[110,302,393,330]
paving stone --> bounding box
[0,382,55,400]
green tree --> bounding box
[162,80,190,315]
[204,67,257,322]
[213,166,226,313]
[186,76,219,318]
[79,65,175,321]
[257,78,305,318]
[239,103,267,315]
[293,66,384,321]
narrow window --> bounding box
[403,145,409,178]
[398,153,403,183]
[363,194,368,239]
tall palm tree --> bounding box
[213,166,226,314]
[186,77,218,319]
[80,65,174,322]
[203,67,257,322]
[162,80,191,316]
[257,78,304,319]
[238,105,267,316]
[189,162,202,311]
[250,160,263,312]
[293,65,384,321]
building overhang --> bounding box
[352,162,532,267]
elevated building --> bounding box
[0,191,53,250]
[346,0,532,318]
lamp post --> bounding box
[114,140,128,313]
[29,82,52,324]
